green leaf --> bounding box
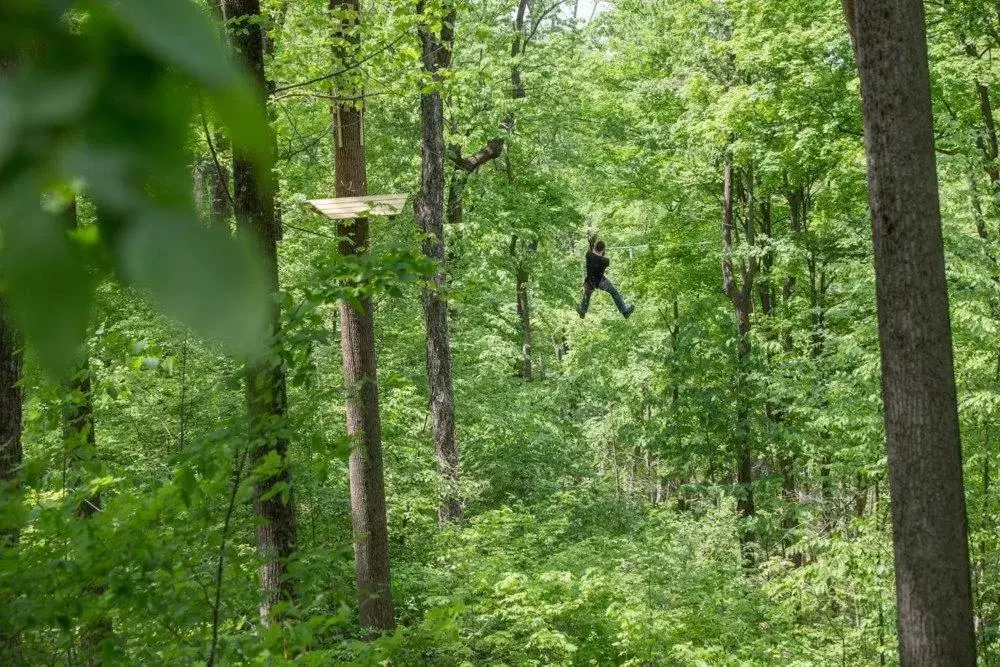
[117,210,269,357]
[0,180,91,372]
[111,0,236,88]
[209,81,271,169]
[19,68,98,125]
[0,81,22,167]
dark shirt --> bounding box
[585,250,610,287]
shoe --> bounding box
[623,304,635,319]
[576,305,586,319]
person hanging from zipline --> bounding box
[577,234,635,319]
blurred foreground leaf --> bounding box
[0,0,273,368]
[0,178,90,370]
[119,212,269,357]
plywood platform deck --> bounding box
[307,194,408,220]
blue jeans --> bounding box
[579,278,630,316]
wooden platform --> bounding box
[307,194,408,220]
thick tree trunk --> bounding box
[331,0,394,631]
[416,3,462,524]
[224,0,298,628]
[847,1,976,662]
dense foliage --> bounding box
[1,0,998,664]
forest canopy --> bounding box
[0,0,997,664]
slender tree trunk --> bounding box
[514,248,533,381]
[976,82,999,190]
[966,42,1000,203]
[722,153,756,523]
[782,184,805,351]
[969,172,989,240]
[331,0,394,631]
[846,1,976,661]
[0,282,22,665]
[808,253,835,530]
[757,196,800,563]
[416,3,462,524]
[62,198,112,654]
[194,157,231,229]
[224,0,298,628]
[445,170,468,227]
[666,301,680,506]
[507,1,533,381]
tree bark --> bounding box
[757,197,801,563]
[224,0,298,628]
[331,0,394,631]
[62,197,112,653]
[722,152,756,523]
[194,158,231,229]
[976,82,999,187]
[511,236,533,381]
[416,1,462,523]
[965,43,1000,198]
[0,54,25,664]
[0,272,22,666]
[505,0,532,378]
[847,1,976,662]
[444,0,532,379]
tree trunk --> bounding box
[0,262,22,666]
[966,41,1000,201]
[757,196,800,563]
[0,52,24,665]
[976,82,999,189]
[808,251,835,531]
[331,0,394,631]
[0,309,21,535]
[722,152,755,523]
[62,197,112,653]
[444,0,529,376]
[782,184,805,351]
[416,4,462,524]
[516,264,532,381]
[969,172,989,240]
[846,1,976,661]
[224,0,298,628]
[504,0,532,380]
[667,301,680,506]
[509,235,533,381]
[194,157,231,229]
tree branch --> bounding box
[449,138,505,172]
